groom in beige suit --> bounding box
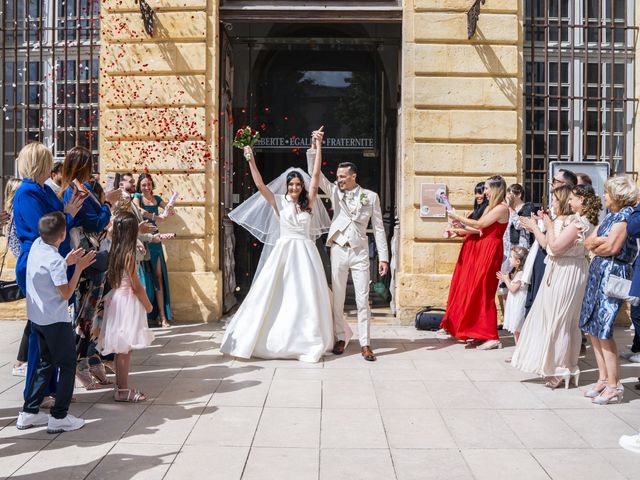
[307,132,389,361]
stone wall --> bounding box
[396,0,523,321]
[100,0,222,321]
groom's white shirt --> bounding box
[307,149,389,263]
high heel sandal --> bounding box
[545,372,580,390]
[584,378,607,398]
[88,359,114,386]
[592,386,624,405]
[75,360,100,390]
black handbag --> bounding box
[415,306,446,331]
[0,238,25,302]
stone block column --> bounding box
[100,0,222,321]
[396,0,523,321]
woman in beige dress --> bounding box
[510,185,597,388]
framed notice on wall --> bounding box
[420,183,448,218]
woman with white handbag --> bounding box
[579,176,639,405]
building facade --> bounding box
[1,1,638,322]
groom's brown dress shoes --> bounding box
[361,346,376,361]
[332,340,346,355]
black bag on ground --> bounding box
[415,306,446,331]
[0,238,25,303]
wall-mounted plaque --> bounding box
[420,183,448,218]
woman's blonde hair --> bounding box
[553,185,573,216]
[17,142,53,182]
[3,178,22,214]
[486,175,507,210]
[605,176,638,210]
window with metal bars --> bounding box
[524,0,637,205]
[0,0,100,192]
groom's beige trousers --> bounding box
[331,244,371,346]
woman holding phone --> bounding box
[133,173,175,328]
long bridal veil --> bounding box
[228,167,332,277]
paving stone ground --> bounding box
[0,320,638,479]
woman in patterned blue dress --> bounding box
[579,176,639,405]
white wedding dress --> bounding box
[220,194,334,362]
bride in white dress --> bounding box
[220,128,335,362]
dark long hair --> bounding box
[469,181,488,220]
[136,173,155,194]
[59,146,93,197]
[286,170,311,213]
[107,212,139,289]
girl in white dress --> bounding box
[498,246,529,344]
[221,128,334,362]
[98,212,154,402]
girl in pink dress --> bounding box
[98,212,154,402]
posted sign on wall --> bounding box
[420,183,448,218]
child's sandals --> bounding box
[114,388,146,403]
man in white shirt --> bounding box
[17,212,95,433]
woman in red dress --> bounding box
[440,176,509,350]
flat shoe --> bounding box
[361,346,376,361]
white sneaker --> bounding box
[11,364,27,377]
[619,351,636,360]
[16,411,49,430]
[619,433,640,454]
[629,353,640,363]
[47,414,85,434]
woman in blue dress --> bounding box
[132,173,174,327]
[12,143,85,406]
[579,176,639,405]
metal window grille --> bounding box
[0,0,100,190]
[524,0,637,205]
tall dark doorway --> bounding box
[220,23,400,310]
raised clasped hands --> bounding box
[311,126,324,149]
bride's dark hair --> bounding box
[286,170,312,213]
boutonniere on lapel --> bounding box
[359,192,369,206]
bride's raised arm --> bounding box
[244,146,277,213]
[308,126,324,205]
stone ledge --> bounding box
[413,110,518,142]
[102,75,206,107]
[414,76,518,109]
[102,43,207,75]
[102,107,206,141]
[413,44,518,76]
[103,12,207,43]
[103,0,207,12]
[102,141,212,171]
[412,143,518,175]
[414,12,519,44]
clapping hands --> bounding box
[65,248,96,271]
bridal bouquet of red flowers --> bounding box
[233,126,261,160]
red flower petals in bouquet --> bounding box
[232,126,261,160]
